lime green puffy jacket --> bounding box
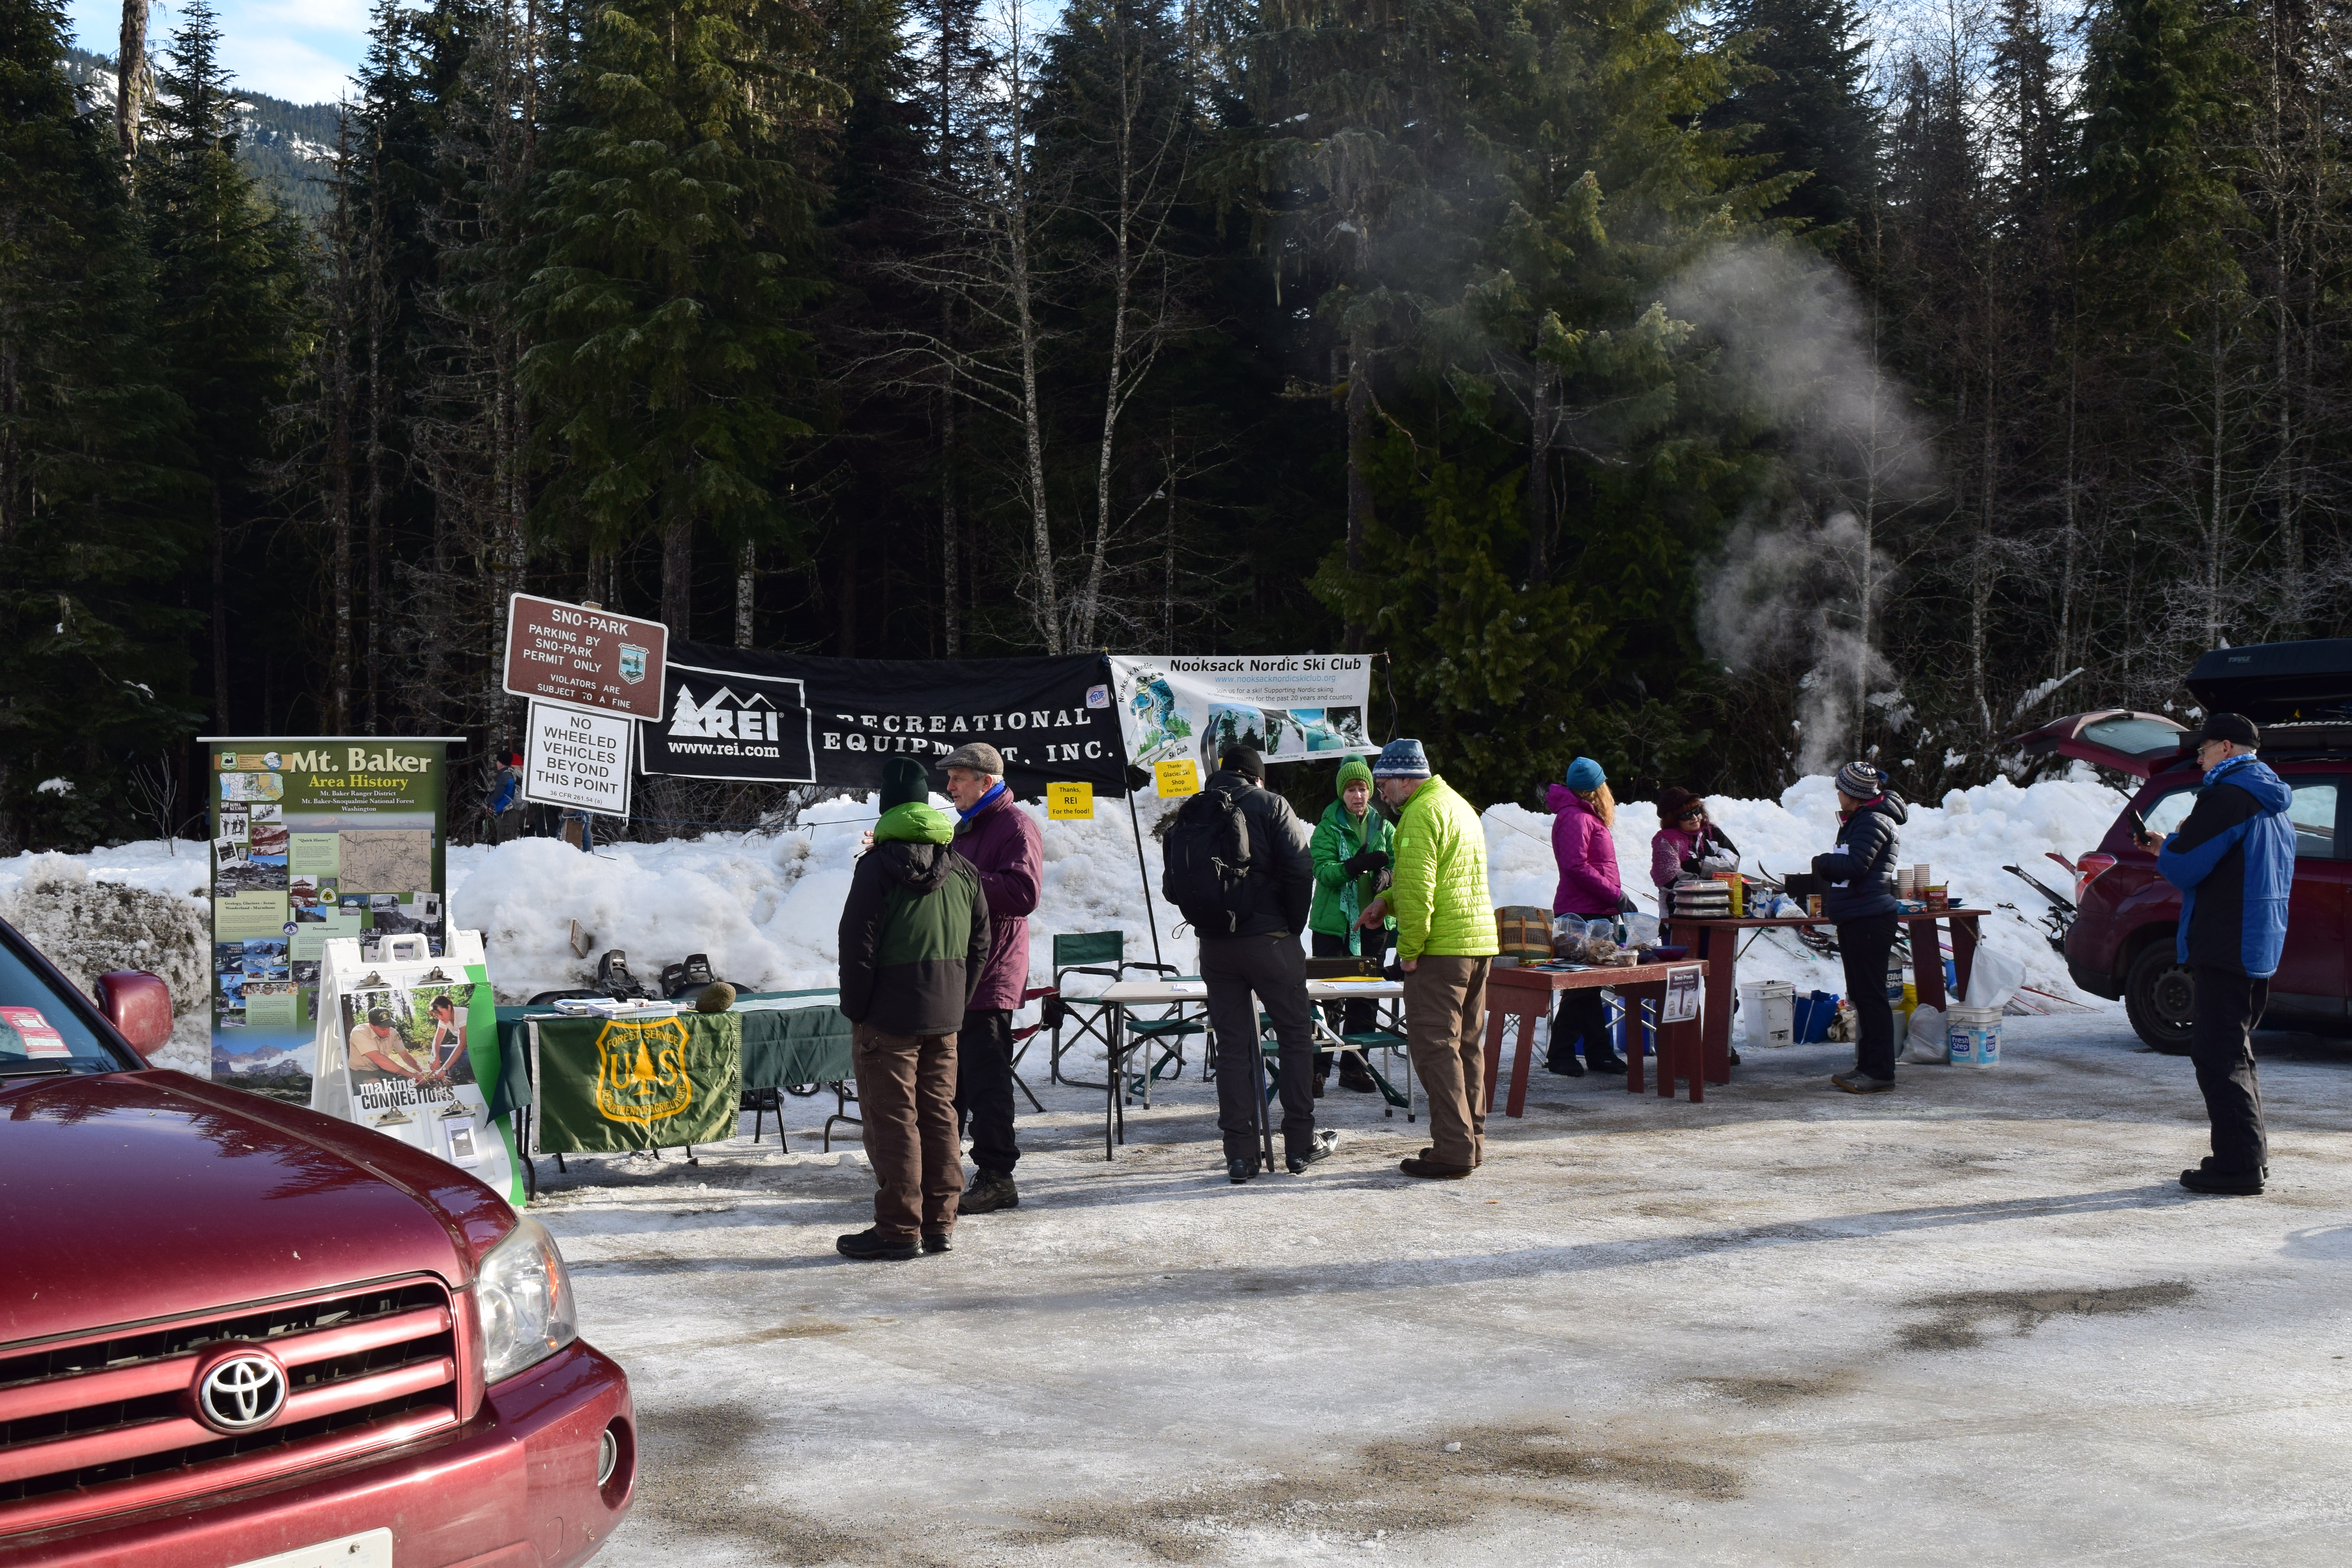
[1387,775,1497,960]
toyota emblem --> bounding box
[196,1352,288,1433]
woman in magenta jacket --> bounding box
[1546,757,1626,1076]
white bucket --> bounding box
[1742,980,1796,1048]
[1947,1004,2002,1065]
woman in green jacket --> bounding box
[1308,757,1393,1093]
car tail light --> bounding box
[2074,852,2118,903]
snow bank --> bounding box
[1,772,2129,1017]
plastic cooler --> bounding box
[1947,1004,2002,1065]
[1740,980,1795,1047]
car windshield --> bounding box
[0,930,139,1077]
[2082,715,2187,757]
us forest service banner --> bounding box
[1108,655,1377,777]
[200,737,457,1090]
[531,1011,742,1153]
[635,640,1129,794]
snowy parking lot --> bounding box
[539,1011,2352,1566]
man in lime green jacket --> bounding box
[1363,739,1496,1177]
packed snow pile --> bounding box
[0,852,213,1072]
[0,771,2128,1033]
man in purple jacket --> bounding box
[939,742,1043,1213]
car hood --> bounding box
[1,1071,515,1347]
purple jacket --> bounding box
[1650,822,1739,891]
[1546,783,1621,916]
[953,789,1044,1012]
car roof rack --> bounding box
[2185,638,2352,724]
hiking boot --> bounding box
[2196,1155,2270,1180]
[836,1227,919,1262]
[1227,1156,1258,1185]
[1312,1073,1327,1099]
[1417,1145,1482,1169]
[1831,1069,1895,1094]
[960,1169,1020,1214]
[1337,1062,1379,1093]
[2180,1166,2264,1196]
[922,1231,953,1254]
[1399,1156,1474,1180]
[1546,1054,1587,1077]
[1586,1051,1628,1075]
[1287,1129,1341,1174]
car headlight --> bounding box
[473,1214,579,1386]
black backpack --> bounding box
[1162,784,1257,934]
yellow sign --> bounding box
[1047,782,1094,820]
[1154,759,1201,798]
[593,1016,695,1125]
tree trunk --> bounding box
[735,538,755,647]
[1524,367,1552,583]
[1343,325,1375,653]
[211,484,229,726]
[661,518,691,636]
[115,0,148,167]
[837,543,859,657]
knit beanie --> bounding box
[1334,756,1374,798]
[1219,745,1265,779]
[1371,738,1431,779]
[1834,761,1885,800]
[1564,756,1605,792]
[880,756,929,811]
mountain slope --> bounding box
[61,45,338,220]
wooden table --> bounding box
[1481,960,1711,1112]
[1673,910,1987,1073]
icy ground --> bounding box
[539,1011,2352,1567]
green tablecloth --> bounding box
[491,990,855,1126]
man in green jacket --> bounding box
[835,757,992,1260]
[1364,738,1497,1178]
[1309,756,1393,1093]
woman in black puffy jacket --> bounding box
[1812,762,1907,1094]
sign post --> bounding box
[502,593,670,723]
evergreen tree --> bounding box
[140,0,313,729]
[521,0,831,636]
[1706,0,1880,248]
[0,0,197,850]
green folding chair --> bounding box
[1047,931,1202,1099]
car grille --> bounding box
[0,1279,463,1533]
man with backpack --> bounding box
[1163,745,1335,1183]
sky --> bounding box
[65,0,372,105]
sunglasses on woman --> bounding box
[1678,809,1704,823]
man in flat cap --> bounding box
[940,742,1043,1213]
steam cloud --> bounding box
[1665,243,1938,776]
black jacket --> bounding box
[1200,768,1316,939]
[836,839,992,1035]
[1813,794,1906,922]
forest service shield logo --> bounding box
[618,644,648,684]
[592,1016,693,1125]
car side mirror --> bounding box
[96,970,173,1054]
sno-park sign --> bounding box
[501,593,669,723]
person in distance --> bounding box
[1545,756,1628,1078]
[939,742,1043,1216]
[1307,755,1392,1094]
[1813,762,1907,1094]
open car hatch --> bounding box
[2010,710,2188,778]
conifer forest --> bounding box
[4,0,2349,849]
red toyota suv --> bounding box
[2018,639,2352,1051]
[0,913,634,1566]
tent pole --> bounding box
[1126,786,1164,969]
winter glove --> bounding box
[1341,849,1390,877]
[1618,893,1639,915]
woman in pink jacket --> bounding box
[1650,786,1740,904]
[1546,757,1626,1076]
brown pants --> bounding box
[1405,956,1491,1169]
[852,1024,963,1239]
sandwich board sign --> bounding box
[502,594,669,723]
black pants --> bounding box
[1201,932,1316,1163]
[1549,911,1614,1067]
[2190,965,2269,1174]
[1837,911,1900,1081]
[1310,931,1388,1073]
[953,1008,1019,1175]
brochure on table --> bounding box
[310,929,523,1203]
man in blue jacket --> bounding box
[2136,713,2292,1196]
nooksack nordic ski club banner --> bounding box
[635,641,1131,793]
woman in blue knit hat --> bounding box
[1544,756,1627,1076]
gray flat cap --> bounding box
[937,741,1004,776]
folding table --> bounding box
[1480,960,1712,1111]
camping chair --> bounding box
[1047,931,1201,1097]
[1000,985,1053,1114]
